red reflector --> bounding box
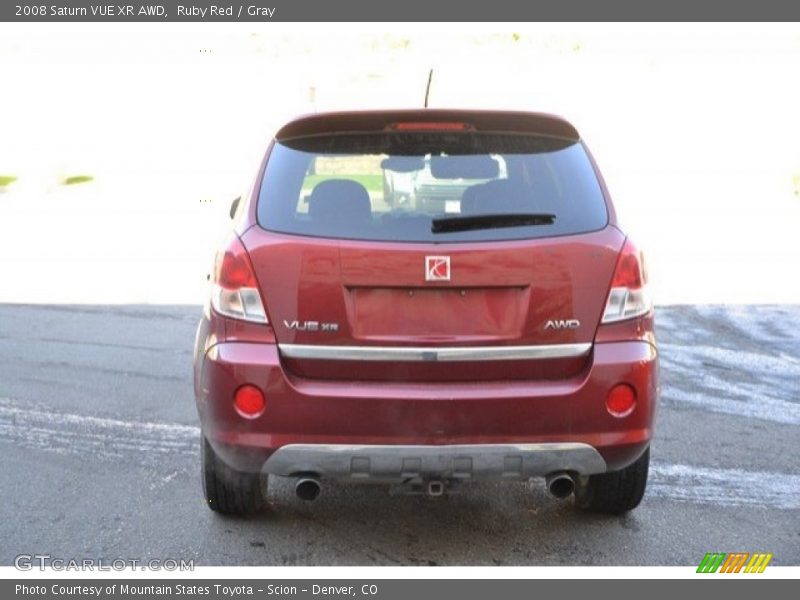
[606,384,636,418]
[234,385,265,417]
[388,121,475,132]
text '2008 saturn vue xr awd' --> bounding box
[193,109,659,516]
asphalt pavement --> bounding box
[0,303,798,566]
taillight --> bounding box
[210,235,268,323]
[601,238,652,323]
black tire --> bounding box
[575,447,649,514]
[201,435,265,515]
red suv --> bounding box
[194,109,658,516]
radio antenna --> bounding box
[424,68,433,108]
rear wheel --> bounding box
[575,447,649,514]
[201,435,265,515]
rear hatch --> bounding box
[245,111,622,382]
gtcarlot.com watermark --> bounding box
[14,554,194,571]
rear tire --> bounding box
[575,447,649,514]
[201,435,265,515]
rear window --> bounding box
[256,132,608,243]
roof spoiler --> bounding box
[275,109,580,142]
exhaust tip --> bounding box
[295,477,321,501]
[546,473,575,499]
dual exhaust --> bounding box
[545,472,576,499]
[294,473,576,501]
[295,476,321,501]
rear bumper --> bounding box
[262,442,607,481]
[195,335,658,477]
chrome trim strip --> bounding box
[262,442,607,480]
[279,342,591,362]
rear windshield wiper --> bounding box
[431,213,556,234]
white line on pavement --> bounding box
[648,462,800,510]
[1,398,798,510]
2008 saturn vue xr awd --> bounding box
[193,109,659,515]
